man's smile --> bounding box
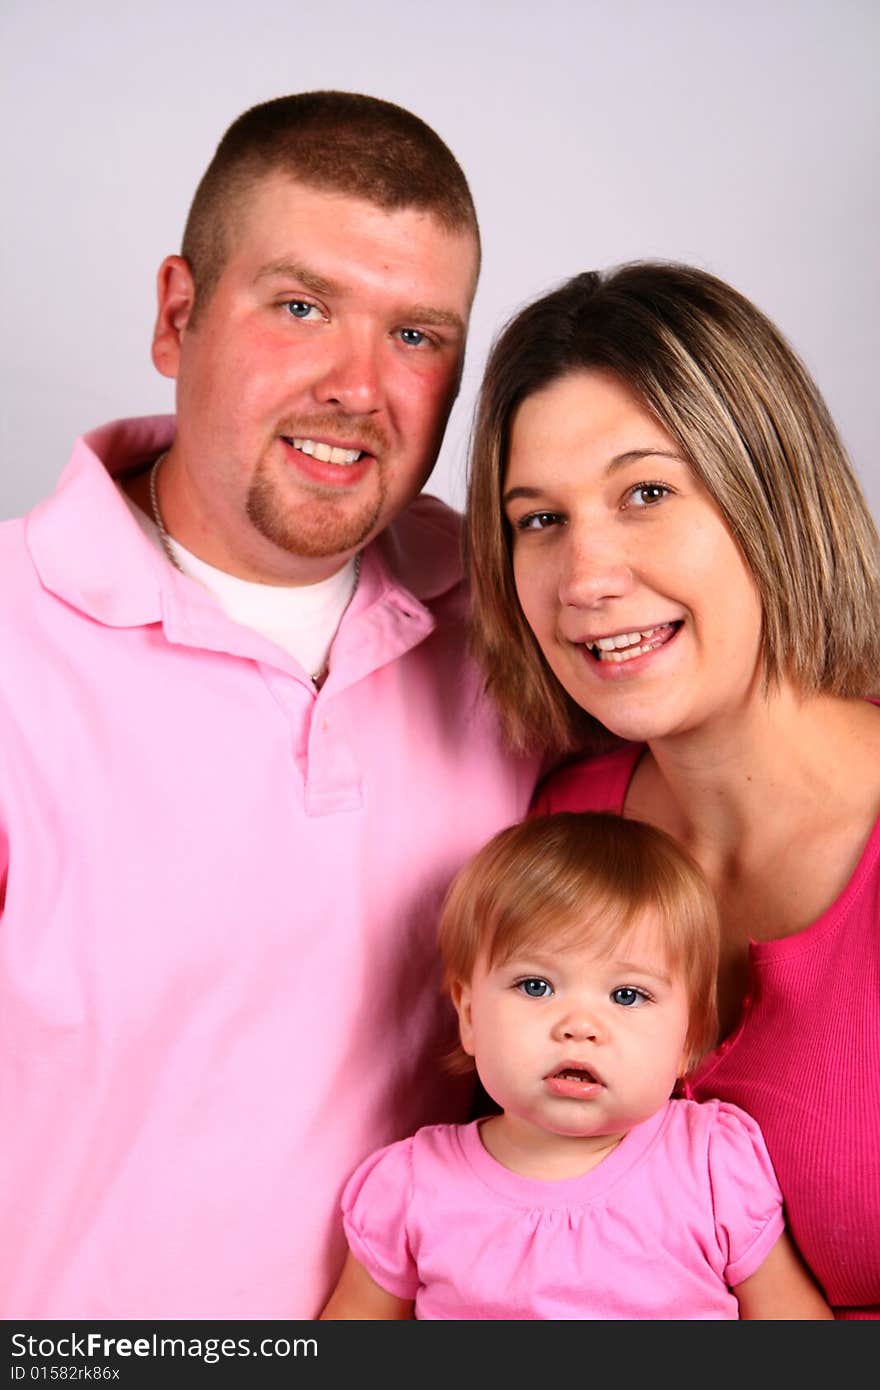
[288,436,365,466]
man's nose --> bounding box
[313,329,382,415]
[557,527,635,610]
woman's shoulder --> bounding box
[531,742,643,817]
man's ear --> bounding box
[151,255,197,380]
[449,979,475,1057]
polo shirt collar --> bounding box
[26,416,176,628]
[25,416,463,633]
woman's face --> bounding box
[503,369,764,745]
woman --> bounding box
[466,263,880,1318]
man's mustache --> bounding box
[276,414,390,458]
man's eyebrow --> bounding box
[254,261,465,334]
[502,449,686,506]
[255,259,341,296]
[404,305,466,333]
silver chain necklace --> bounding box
[148,451,362,688]
[148,452,182,573]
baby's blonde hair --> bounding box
[439,812,719,1074]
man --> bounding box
[0,93,537,1318]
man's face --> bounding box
[152,173,478,583]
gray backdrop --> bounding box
[3,0,878,520]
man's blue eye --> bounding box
[517,978,552,998]
[285,301,314,318]
[399,328,426,346]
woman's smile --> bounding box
[575,619,683,675]
[504,369,764,743]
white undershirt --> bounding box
[125,494,358,679]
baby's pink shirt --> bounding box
[343,1099,784,1319]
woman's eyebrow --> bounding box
[503,448,687,504]
[605,448,686,474]
[502,485,544,505]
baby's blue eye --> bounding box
[517,977,553,998]
[611,987,645,1007]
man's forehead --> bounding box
[230,171,479,291]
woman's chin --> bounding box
[562,685,687,746]
[551,641,700,747]
[600,713,673,746]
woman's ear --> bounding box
[449,979,475,1057]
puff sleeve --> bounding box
[707,1101,786,1287]
[341,1137,419,1300]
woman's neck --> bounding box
[626,691,880,1034]
[630,690,879,867]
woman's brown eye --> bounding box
[517,512,562,530]
[629,482,670,507]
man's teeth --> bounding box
[292,437,363,465]
[586,625,672,663]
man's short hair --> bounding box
[181,91,480,318]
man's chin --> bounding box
[246,486,384,562]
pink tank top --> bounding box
[532,745,880,1318]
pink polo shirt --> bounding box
[0,417,538,1319]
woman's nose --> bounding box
[557,530,635,610]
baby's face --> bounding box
[453,913,690,1147]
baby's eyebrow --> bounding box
[610,960,673,986]
[496,954,556,972]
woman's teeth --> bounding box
[292,437,363,465]
[586,623,676,663]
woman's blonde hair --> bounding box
[438,811,719,1075]
[467,262,880,752]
